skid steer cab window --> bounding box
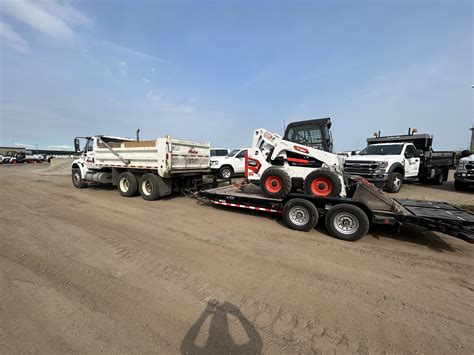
[286,125,324,150]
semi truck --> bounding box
[343,130,455,193]
[71,135,212,200]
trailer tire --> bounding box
[72,168,87,189]
[304,170,342,197]
[219,165,234,179]
[283,198,319,232]
[261,168,292,198]
[117,172,138,197]
[325,204,369,241]
[386,172,402,193]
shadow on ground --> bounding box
[181,300,262,355]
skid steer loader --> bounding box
[246,118,347,198]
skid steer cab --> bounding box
[246,118,347,199]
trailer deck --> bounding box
[200,183,474,243]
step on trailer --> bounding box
[199,179,474,243]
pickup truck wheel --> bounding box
[117,172,138,197]
[454,180,468,191]
[72,168,87,189]
[219,165,234,179]
[283,198,319,232]
[304,170,342,197]
[386,172,402,193]
[139,173,162,201]
[325,204,369,241]
[260,168,292,198]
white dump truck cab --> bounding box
[71,134,211,200]
[454,151,474,191]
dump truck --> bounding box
[71,134,211,200]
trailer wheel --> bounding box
[325,204,369,241]
[261,168,292,198]
[386,172,402,193]
[304,170,342,197]
[283,198,319,232]
[117,172,138,197]
[72,168,87,189]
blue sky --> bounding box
[0,0,472,151]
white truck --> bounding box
[454,151,474,191]
[71,135,211,200]
[210,148,249,179]
[344,131,455,193]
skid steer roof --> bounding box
[283,117,333,152]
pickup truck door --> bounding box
[234,149,247,173]
[404,144,420,177]
[84,138,97,169]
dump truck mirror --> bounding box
[74,138,80,153]
[415,149,424,157]
[460,150,470,158]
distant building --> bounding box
[0,146,26,155]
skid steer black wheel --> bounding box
[283,198,319,232]
[260,168,292,198]
[304,170,342,197]
[117,172,138,197]
[325,204,369,241]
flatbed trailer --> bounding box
[199,181,474,243]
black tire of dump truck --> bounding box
[117,172,138,197]
[325,204,370,241]
[386,172,403,193]
[138,173,173,200]
[283,198,319,232]
[72,168,87,189]
[260,168,292,199]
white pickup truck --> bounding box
[344,133,454,193]
[454,151,474,191]
[71,135,211,200]
[210,148,248,179]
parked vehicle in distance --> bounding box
[211,148,249,179]
[71,134,211,200]
[454,150,474,191]
[25,150,44,163]
[344,129,455,193]
[2,151,27,164]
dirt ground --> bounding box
[1,163,473,354]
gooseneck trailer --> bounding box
[199,179,474,243]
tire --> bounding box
[304,170,342,197]
[434,170,445,185]
[219,165,234,179]
[283,198,319,232]
[138,173,172,200]
[454,180,468,191]
[325,204,370,241]
[72,168,87,188]
[260,167,292,198]
[117,172,138,197]
[386,172,403,193]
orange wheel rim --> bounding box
[311,177,333,196]
[265,176,283,193]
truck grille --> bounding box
[343,161,380,177]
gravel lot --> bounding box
[1,163,473,353]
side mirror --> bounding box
[74,138,81,153]
[460,150,471,158]
[415,149,424,157]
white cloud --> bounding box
[0,20,30,53]
[1,0,91,40]
[143,77,151,84]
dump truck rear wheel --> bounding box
[139,173,161,200]
[117,172,138,197]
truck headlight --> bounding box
[457,163,466,172]
[210,160,218,166]
[379,161,388,169]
